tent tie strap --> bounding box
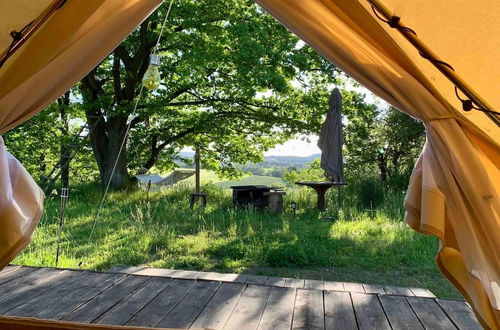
[370,5,500,118]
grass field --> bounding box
[157,169,285,189]
[13,180,461,298]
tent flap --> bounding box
[253,0,500,328]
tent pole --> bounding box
[195,147,200,194]
[367,0,500,127]
[55,186,69,267]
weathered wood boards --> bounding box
[0,266,481,329]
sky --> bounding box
[264,135,320,156]
[264,82,384,157]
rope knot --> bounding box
[9,30,22,41]
[462,100,474,112]
[388,16,401,28]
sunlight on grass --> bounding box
[13,182,460,298]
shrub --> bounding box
[357,177,384,209]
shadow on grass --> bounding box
[14,182,460,298]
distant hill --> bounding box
[262,154,320,167]
[178,151,320,168]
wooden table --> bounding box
[295,181,335,211]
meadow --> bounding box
[13,177,461,298]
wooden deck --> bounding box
[0,265,482,329]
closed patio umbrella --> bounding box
[318,88,345,184]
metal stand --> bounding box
[55,187,69,267]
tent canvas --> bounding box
[254,0,500,328]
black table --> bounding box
[296,181,343,211]
[230,185,271,208]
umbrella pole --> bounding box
[337,185,343,209]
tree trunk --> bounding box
[377,152,388,182]
[87,113,131,190]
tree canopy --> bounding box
[4,0,424,191]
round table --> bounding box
[295,181,337,211]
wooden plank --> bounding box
[258,286,295,330]
[0,267,32,285]
[107,266,144,274]
[324,291,357,330]
[63,275,149,323]
[304,279,324,290]
[158,281,221,328]
[384,285,414,296]
[324,281,344,291]
[171,269,200,280]
[292,288,324,329]
[0,267,55,296]
[94,277,174,325]
[0,265,21,276]
[223,285,272,330]
[363,284,386,294]
[33,273,124,320]
[0,269,76,313]
[379,295,424,330]
[196,271,249,283]
[351,292,391,330]
[436,299,481,330]
[132,268,180,278]
[265,276,286,287]
[410,287,436,298]
[406,297,457,330]
[191,282,245,329]
[343,282,365,293]
[126,279,196,327]
[284,278,305,289]
[5,271,101,317]
[246,275,268,285]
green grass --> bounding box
[13,182,461,298]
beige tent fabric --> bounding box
[254,0,500,328]
[0,1,53,53]
[0,0,162,269]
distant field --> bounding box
[216,175,285,189]
[160,169,285,190]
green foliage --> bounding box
[343,101,425,189]
[3,93,99,186]
[356,177,385,210]
[14,181,459,298]
[283,158,324,185]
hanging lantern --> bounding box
[143,54,161,90]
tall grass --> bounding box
[13,181,460,298]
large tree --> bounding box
[343,99,425,186]
[80,0,339,190]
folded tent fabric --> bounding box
[0,0,162,270]
[253,0,500,328]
